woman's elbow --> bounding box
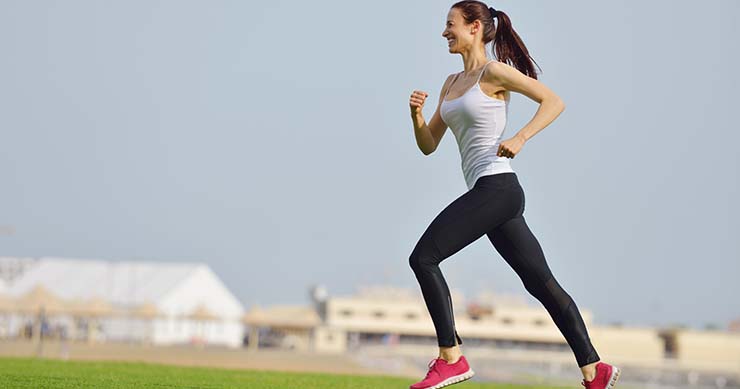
[555,96,565,112]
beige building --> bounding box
[665,328,740,373]
[242,285,740,378]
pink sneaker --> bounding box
[409,355,475,389]
[581,361,621,389]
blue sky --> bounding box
[1,0,738,329]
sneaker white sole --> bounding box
[427,368,475,389]
[608,366,621,388]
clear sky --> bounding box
[1,0,738,330]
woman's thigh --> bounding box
[413,174,523,263]
[486,215,554,284]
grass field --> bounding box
[0,357,568,389]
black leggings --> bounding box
[409,172,600,368]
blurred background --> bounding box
[1,0,738,388]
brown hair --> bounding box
[451,1,541,79]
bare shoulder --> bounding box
[438,73,457,96]
[482,60,535,89]
[441,72,460,92]
[482,61,518,81]
[483,61,556,104]
[444,72,459,86]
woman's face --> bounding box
[442,8,476,53]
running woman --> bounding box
[407,2,620,389]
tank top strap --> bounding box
[444,72,462,99]
[475,59,496,84]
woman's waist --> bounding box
[458,143,509,159]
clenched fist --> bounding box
[497,135,526,159]
[409,90,429,116]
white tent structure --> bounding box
[1,257,245,348]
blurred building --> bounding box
[0,256,37,284]
[243,284,740,379]
[0,257,244,347]
[729,318,740,332]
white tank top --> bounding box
[440,59,514,190]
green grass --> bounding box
[0,356,567,389]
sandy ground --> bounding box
[0,339,412,378]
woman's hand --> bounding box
[497,134,526,158]
[409,90,429,116]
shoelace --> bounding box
[424,358,441,379]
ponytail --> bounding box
[490,9,541,79]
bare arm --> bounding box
[410,74,455,155]
[487,61,565,144]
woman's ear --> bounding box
[471,20,481,35]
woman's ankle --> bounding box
[438,345,462,362]
[580,361,598,381]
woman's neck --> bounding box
[460,53,491,76]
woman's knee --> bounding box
[408,248,425,271]
[409,242,438,271]
[522,278,547,300]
